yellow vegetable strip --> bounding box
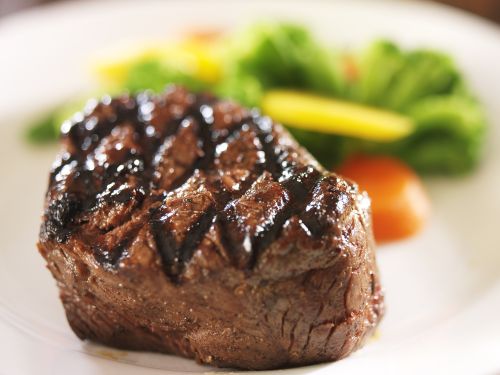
[261,90,414,142]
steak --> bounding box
[37,86,384,370]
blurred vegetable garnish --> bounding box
[338,155,431,242]
[26,22,487,175]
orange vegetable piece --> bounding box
[337,155,430,243]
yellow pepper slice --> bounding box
[167,38,223,83]
[261,90,414,142]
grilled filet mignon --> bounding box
[38,86,384,370]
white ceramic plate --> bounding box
[1,1,500,374]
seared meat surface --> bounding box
[38,86,384,370]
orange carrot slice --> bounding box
[337,155,430,243]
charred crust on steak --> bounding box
[38,86,384,370]
[40,86,333,274]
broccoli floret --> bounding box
[123,58,208,93]
[355,40,462,111]
[222,22,345,98]
[402,95,486,173]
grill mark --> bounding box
[137,93,215,190]
[141,117,185,170]
[248,199,292,268]
[215,168,266,268]
[42,190,85,243]
[144,92,205,187]
[179,205,216,264]
[218,165,323,270]
[102,153,146,178]
[92,184,147,233]
[301,176,351,240]
[150,202,216,281]
[154,99,217,193]
[252,113,281,178]
[65,97,138,157]
[186,176,245,265]
[89,189,156,267]
[152,117,202,192]
[193,102,216,170]
[251,166,322,266]
[93,240,128,266]
[150,219,179,277]
[166,115,252,194]
[92,225,142,267]
[213,124,270,206]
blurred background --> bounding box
[1,0,500,22]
